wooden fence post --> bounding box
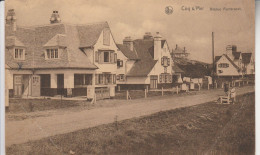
[221,82,224,88]
[126,90,129,100]
[146,85,149,92]
[208,83,209,90]
[239,82,241,87]
[215,82,218,89]
[145,89,147,98]
[176,86,179,94]
[162,87,164,96]
[198,84,201,91]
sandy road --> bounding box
[6,86,254,147]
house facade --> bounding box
[5,9,118,99]
[171,44,189,58]
[215,45,254,77]
[116,32,173,90]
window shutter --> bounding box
[114,53,117,63]
[95,51,99,62]
[110,52,114,63]
[120,60,123,67]
[95,74,98,85]
[159,75,162,83]
[99,52,104,63]
[167,58,170,66]
[117,75,120,80]
[161,58,164,65]
[113,74,116,84]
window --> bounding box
[96,73,116,85]
[117,59,123,68]
[74,74,92,87]
[104,52,110,62]
[159,74,172,83]
[218,63,229,68]
[96,50,117,63]
[117,74,125,81]
[161,56,170,66]
[46,49,59,59]
[14,48,25,60]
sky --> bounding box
[5,0,255,63]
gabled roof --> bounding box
[215,56,221,62]
[232,51,241,60]
[126,39,157,77]
[116,44,139,60]
[77,22,109,48]
[223,54,240,70]
[6,36,25,47]
[161,40,166,48]
[242,53,252,64]
[5,22,107,69]
[43,34,67,47]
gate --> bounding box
[95,87,110,100]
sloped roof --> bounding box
[232,51,241,60]
[5,22,106,69]
[77,22,109,48]
[172,65,184,73]
[116,44,139,60]
[6,36,25,47]
[242,53,252,64]
[43,34,67,47]
[223,54,240,70]
[126,39,157,77]
[215,56,221,62]
[161,40,166,48]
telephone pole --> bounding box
[212,32,215,88]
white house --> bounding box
[116,32,173,90]
[215,45,254,77]
[5,9,118,99]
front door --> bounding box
[14,75,23,97]
[32,75,41,97]
[150,75,158,89]
[57,74,64,95]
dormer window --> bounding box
[14,48,25,60]
[46,49,59,59]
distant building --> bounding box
[171,44,189,58]
[116,32,173,90]
[215,45,254,77]
[5,9,118,99]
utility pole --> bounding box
[212,32,215,88]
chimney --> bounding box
[123,36,133,51]
[143,32,153,40]
[226,45,234,60]
[6,9,17,31]
[50,10,61,24]
[154,32,162,60]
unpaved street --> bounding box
[6,86,254,146]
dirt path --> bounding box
[6,86,254,147]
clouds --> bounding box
[5,0,255,63]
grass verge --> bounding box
[7,93,255,155]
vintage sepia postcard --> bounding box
[4,0,255,154]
